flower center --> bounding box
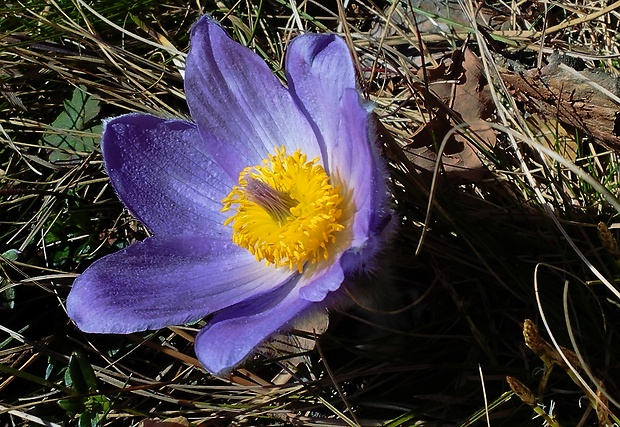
[222,147,345,272]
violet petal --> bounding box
[333,89,375,245]
[285,33,356,173]
[103,114,232,237]
[185,16,321,179]
[298,259,345,302]
[194,278,310,374]
[285,33,394,271]
[333,89,393,273]
[66,234,296,334]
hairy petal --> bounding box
[185,16,320,178]
[332,90,394,273]
[103,114,232,237]
[285,34,394,270]
[298,259,345,302]
[67,235,295,334]
[285,33,356,173]
[194,278,311,375]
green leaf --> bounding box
[64,86,100,128]
[87,394,112,413]
[76,352,98,392]
[43,85,102,162]
[58,397,86,415]
[66,352,97,395]
[45,356,66,381]
[0,286,15,310]
[0,250,18,311]
[79,411,96,427]
[1,249,20,262]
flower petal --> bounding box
[194,278,311,374]
[102,114,233,237]
[184,16,320,178]
[285,33,356,172]
[298,261,345,302]
[285,34,394,272]
[333,89,394,273]
[285,33,394,266]
[333,90,374,242]
[66,235,295,334]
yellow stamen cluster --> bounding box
[222,147,345,272]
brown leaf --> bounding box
[369,1,498,38]
[406,116,486,181]
[453,48,495,123]
[264,309,328,364]
[416,48,495,123]
[260,310,329,384]
[409,47,496,182]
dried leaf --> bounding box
[409,48,496,181]
[369,0,497,37]
[406,116,486,181]
[453,48,495,123]
[262,309,329,384]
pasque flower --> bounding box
[66,16,394,374]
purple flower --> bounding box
[66,16,393,374]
